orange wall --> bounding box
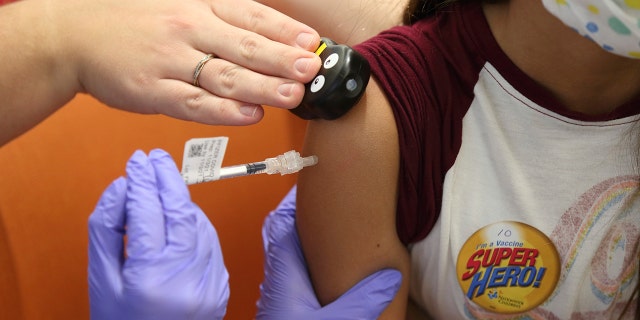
[0,94,308,319]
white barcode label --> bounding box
[181,137,229,185]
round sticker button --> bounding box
[456,221,560,314]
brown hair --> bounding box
[403,0,467,24]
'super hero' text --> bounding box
[461,247,547,299]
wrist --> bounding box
[0,0,79,145]
[42,0,83,96]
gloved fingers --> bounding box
[192,203,225,273]
[276,185,298,215]
[261,185,298,252]
[322,269,402,319]
[125,150,166,259]
[149,149,198,253]
[197,211,231,317]
[262,210,289,253]
[88,177,127,301]
[262,199,304,266]
[190,198,230,307]
[196,207,225,267]
[261,240,319,302]
[259,207,319,309]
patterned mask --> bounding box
[542,0,640,58]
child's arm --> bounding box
[296,79,410,319]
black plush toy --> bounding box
[290,38,371,120]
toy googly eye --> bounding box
[310,75,325,93]
[323,53,340,69]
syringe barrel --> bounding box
[218,162,267,179]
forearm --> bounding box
[256,0,408,45]
[0,0,79,146]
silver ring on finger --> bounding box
[192,53,215,87]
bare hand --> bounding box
[52,0,322,125]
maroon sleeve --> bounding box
[354,2,485,244]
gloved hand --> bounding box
[256,185,402,319]
[88,149,229,320]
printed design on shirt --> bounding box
[548,176,639,316]
[459,176,639,319]
[456,221,561,314]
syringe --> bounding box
[187,150,318,184]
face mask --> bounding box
[542,0,640,58]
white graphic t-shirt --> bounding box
[355,1,640,319]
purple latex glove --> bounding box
[88,149,229,320]
[256,185,402,319]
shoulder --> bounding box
[354,1,489,89]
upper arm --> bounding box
[296,79,410,318]
[256,0,408,45]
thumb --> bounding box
[88,177,127,314]
[149,149,197,254]
[125,150,166,259]
[320,269,402,319]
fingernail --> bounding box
[296,32,316,49]
[294,58,313,74]
[240,105,258,117]
[278,83,295,97]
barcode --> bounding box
[188,143,204,158]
